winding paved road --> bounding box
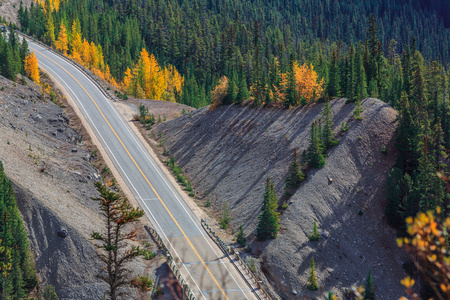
[26,39,257,300]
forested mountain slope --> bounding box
[154,98,405,298]
[18,0,450,107]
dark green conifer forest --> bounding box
[18,0,450,108]
[0,162,38,298]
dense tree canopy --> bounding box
[18,0,450,107]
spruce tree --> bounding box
[284,60,297,107]
[306,120,325,168]
[91,182,144,300]
[285,148,305,191]
[364,270,375,300]
[355,43,367,100]
[327,49,340,97]
[42,284,60,300]
[353,98,364,120]
[256,178,280,240]
[307,257,319,290]
[395,92,420,173]
[346,44,356,102]
[309,221,321,241]
[236,66,249,104]
[321,100,338,150]
[236,225,246,247]
[326,291,335,300]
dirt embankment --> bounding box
[0,74,168,299]
[153,99,407,299]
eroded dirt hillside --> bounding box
[154,98,407,299]
[0,75,166,299]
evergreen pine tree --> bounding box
[44,11,55,46]
[364,270,375,300]
[42,284,60,300]
[410,51,427,113]
[326,291,335,300]
[367,14,380,85]
[309,221,321,241]
[236,225,246,247]
[395,92,421,173]
[307,257,319,290]
[91,182,144,300]
[321,100,338,150]
[306,120,325,168]
[256,177,280,240]
[346,44,356,101]
[327,49,340,97]
[236,66,249,104]
[353,98,364,120]
[355,43,367,100]
[284,60,297,107]
[285,147,305,191]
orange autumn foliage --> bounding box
[24,52,40,85]
[122,67,133,94]
[397,207,450,300]
[70,19,82,62]
[139,49,166,99]
[123,48,183,101]
[164,64,184,96]
[281,62,325,104]
[55,23,69,55]
[37,0,60,13]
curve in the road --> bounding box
[26,39,256,300]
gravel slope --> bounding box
[154,98,407,299]
[0,75,168,299]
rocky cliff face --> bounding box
[155,98,407,299]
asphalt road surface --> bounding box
[27,39,258,300]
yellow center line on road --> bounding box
[34,47,230,300]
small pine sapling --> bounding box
[340,121,349,132]
[285,147,305,192]
[353,98,364,120]
[220,201,231,229]
[364,270,375,300]
[307,257,319,290]
[236,225,246,247]
[309,221,321,241]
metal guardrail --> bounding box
[11,25,198,300]
[201,218,229,253]
[12,28,116,103]
[200,219,272,300]
[144,225,197,300]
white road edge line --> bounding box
[36,55,207,300]
[32,39,253,299]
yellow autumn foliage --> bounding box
[122,48,183,100]
[281,62,325,105]
[55,23,69,55]
[398,208,450,300]
[24,52,40,85]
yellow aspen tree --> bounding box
[137,49,167,100]
[24,52,40,85]
[149,53,166,99]
[70,19,82,62]
[89,41,98,68]
[81,38,90,65]
[52,0,60,11]
[122,67,133,94]
[167,64,184,94]
[293,63,325,104]
[55,23,69,55]
[104,65,111,81]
